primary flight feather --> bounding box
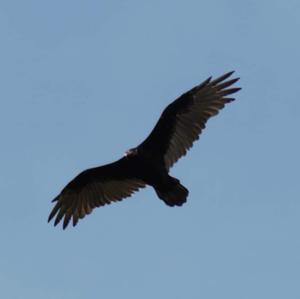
[48,71,241,229]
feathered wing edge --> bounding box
[139,71,241,170]
[48,162,146,229]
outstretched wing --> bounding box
[139,71,241,170]
[48,157,145,229]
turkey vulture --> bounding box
[48,71,241,229]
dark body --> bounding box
[123,148,188,206]
[48,71,240,229]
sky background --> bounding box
[1,0,300,298]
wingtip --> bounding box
[211,71,237,85]
[63,216,71,230]
[234,87,242,92]
[204,76,212,85]
[52,195,59,202]
[223,87,242,95]
[54,217,61,227]
[48,211,55,223]
[226,71,241,84]
[73,217,79,227]
[221,70,235,79]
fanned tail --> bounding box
[156,179,189,206]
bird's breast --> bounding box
[128,152,168,187]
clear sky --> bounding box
[1,0,299,298]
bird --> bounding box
[48,71,241,229]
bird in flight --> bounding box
[48,71,241,229]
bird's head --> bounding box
[124,147,138,158]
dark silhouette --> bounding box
[48,71,241,229]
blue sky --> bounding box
[1,0,300,298]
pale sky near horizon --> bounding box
[1,1,300,298]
